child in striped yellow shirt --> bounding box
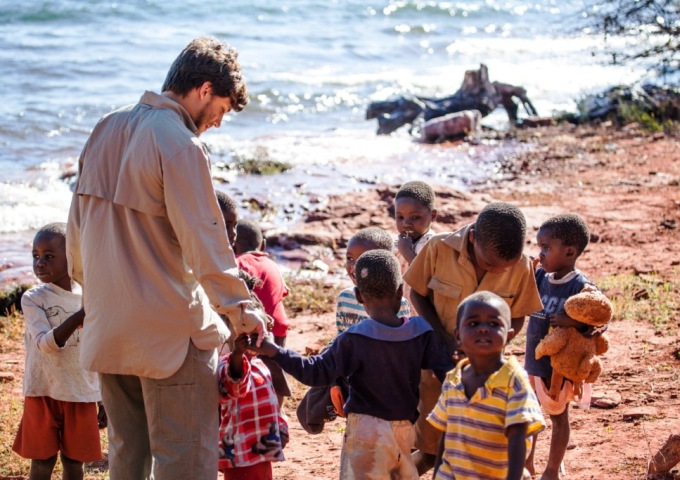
[428,291,545,480]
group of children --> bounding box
[13,179,606,480]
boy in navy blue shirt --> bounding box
[251,250,452,479]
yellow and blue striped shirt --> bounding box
[428,356,545,480]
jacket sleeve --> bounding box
[162,141,254,322]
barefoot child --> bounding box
[429,291,545,480]
[404,202,543,474]
[217,330,288,480]
[12,223,105,480]
[251,250,453,479]
[525,213,605,479]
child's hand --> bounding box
[396,232,416,263]
[549,312,580,329]
[281,431,289,449]
[232,333,252,356]
[245,334,280,358]
[97,402,108,430]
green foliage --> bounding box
[231,146,291,175]
[618,103,664,132]
[597,272,680,333]
[0,285,29,317]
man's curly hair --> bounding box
[540,214,590,255]
[474,202,526,260]
[355,250,402,300]
[350,227,393,251]
[162,36,248,112]
[395,180,436,210]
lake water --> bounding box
[0,0,648,286]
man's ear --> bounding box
[397,283,404,299]
[354,287,364,305]
[468,227,475,245]
[198,81,212,99]
[430,209,438,223]
[565,246,576,258]
[506,327,516,343]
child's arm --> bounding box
[53,308,85,348]
[433,433,445,478]
[228,334,251,379]
[249,334,347,387]
[396,234,417,264]
[506,422,529,480]
[97,402,107,429]
[410,290,460,357]
[549,312,589,332]
[21,291,84,353]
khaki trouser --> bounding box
[100,341,219,480]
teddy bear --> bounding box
[535,284,612,398]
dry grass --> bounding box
[0,311,109,479]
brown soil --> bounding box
[274,123,680,480]
[2,123,679,479]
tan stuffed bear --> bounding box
[535,284,612,398]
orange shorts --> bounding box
[12,396,102,462]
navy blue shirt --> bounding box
[524,269,593,378]
[273,316,453,423]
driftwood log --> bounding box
[366,64,537,137]
[647,434,680,478]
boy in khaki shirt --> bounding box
[403,201,543,475]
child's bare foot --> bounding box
[539,468,562,480]
[525,463,536,477]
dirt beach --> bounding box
[272,123,680,480]
[1,123,679,479]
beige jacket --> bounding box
[67,91,257,379]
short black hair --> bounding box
[350,227,393,251]
[540,214,590,255]
[235,219,263,253]
[395,181,436,210]
[456,291,511,329]
[355,250,402,299]
[216,190,238,215]
[474,202,526,260]
[35,222,67,242]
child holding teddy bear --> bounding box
[525,213,608,480]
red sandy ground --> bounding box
[274,123,680,480]
[1,123,679,479]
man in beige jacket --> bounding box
[66,36,266,480]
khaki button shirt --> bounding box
[67,91,255,379]
[403,224,542,335]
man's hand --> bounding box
[239,304,267,346]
